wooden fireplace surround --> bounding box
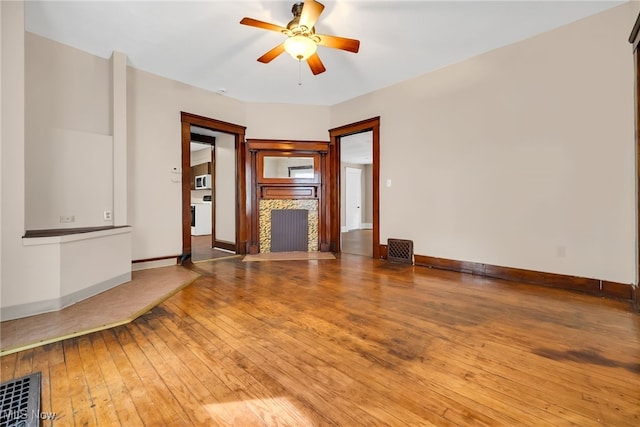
[247,139,331,254]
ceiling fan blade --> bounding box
[307,53,326,75]
[299,0,325,30]
[240,17,287,33]
[257,43,286,63]
[316,34,360,53]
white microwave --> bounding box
[195,174,211,189]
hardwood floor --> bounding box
[2,255,639,426]
[191,234,238,262]
[341,229,373,257]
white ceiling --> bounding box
[25,0,624,107]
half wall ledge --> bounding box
[2,226,133,321]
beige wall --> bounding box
[332,3,638,284]
[7,1,638,301]
[245,103,330,141]
[25,33,114,229]
[126,67,246,260]
[1,0,28,306]
[215,133,236,243]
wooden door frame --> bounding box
[329,117,381,258]
[180,112,247,261]
[630,15,640,310]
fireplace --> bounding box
[259,199,319,253]
[246,138,330,254]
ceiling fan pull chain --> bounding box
[298,59,303,86]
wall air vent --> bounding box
[387,238,414,264]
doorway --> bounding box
[341,142,373,257]
[180,112,247,262]
[190,127,239,261]
[329,117,380,258]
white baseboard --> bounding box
[132,258,177,271]
[342,224,372,232]
[1,272,131,322]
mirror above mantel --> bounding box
[257,151,320,183]
[263,156,314,179]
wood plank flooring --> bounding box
[2,254,639,426]
[341,229,373,257]
[191,234,238,262]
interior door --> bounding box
[345,167,362,231]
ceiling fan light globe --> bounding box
[284,35,317,61]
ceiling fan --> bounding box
[240,0,360,75]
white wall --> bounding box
[25,32,114,229]
[126,67,247,260]
[8,0,638,307]
[340,163,372,229]
[215,133,236,243]
[1,10,132,320]
[245,103,330,141]
[1,0,27,309]
[331,3,638,284]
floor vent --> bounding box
[387,239,414,264]
[0,372,41,427]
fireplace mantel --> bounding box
[246,139,331,254]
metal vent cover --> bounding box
[387,238,414,264]
[0,372,41,427]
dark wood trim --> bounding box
[245,139,330,253]
[329,117,380,258]
[132,255,180,264]
[379,244,388,260]
[247,139,330,153]
[181,120,192,261]
[414,254,633,302]
[633,286,640,312]
[261,186,316,199]
[256,150,321,185]
[190,132,216,145]
[23,225,130,238]
[633,16,640,313]
[629,11,640,46]
[601,281,633,300]
[210,143,216,252]
[214,240,236,252]
[180,112,247,260]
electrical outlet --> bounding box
[103,210,112,221]
[60,215,75,223]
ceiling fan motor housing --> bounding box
[286,2,315,37]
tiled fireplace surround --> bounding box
[258,199,319,253]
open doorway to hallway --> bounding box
[189,126,237,262]
[329,117,380,258]
[180,112,247,262]
[340,131,373,257]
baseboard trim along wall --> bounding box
[132,255,180,271]
[412,254,633,302]
[377,244,634,307]
[1,273,131,321]
[214,240,236,252]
